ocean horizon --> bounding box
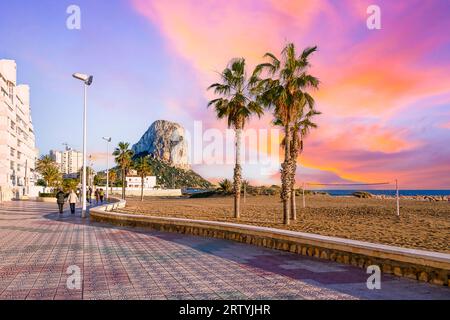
[312,190,450,197]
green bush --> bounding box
[39,192,57,198]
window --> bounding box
[8,82,13,102]
[10,161,14,171]
[10,148,15,157]
[17,152,21,160]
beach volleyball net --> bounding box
[300,180,400,216]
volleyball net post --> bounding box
[396,179,400,217]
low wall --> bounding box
[90,203,450,287]
[109,188,182,197]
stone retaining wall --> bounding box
[90,203,450,287]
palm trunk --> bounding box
[291,187,296,220]
[290,133,299,220]
[122,169,125,199]
[141,175,144,201]
[281,123,291,225]
[234,127,242,219]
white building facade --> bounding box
[126,176,157,189]
[0,60,39,200]
[50,148,82,176]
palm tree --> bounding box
[218,179,233,194]
[108,170,117,195]
[252,43,319,225]
[36,155,61,191]
[113,142,134,199]
[208,58,264,219]
[134,156,152,201]
[62,178,79,193]
[289,108,321,219]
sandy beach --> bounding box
[121,195,450,253]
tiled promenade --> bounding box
[0,201,448,300]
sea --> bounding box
[314,190,450,197]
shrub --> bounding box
[39,192,57,198]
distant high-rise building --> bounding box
[50,147,82,176]
[0,59,39,200]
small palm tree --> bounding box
[208,58,264,218]
[63,178,79,193]
[218,179,233,194]
[36,155,61,191]
[242,179,250,203]
[253,43,319,225]
[108,170,117,195]
[113,142,134,199]
[134,156,152,201]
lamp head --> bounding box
[102,137,112,142]
[72,73,93,85]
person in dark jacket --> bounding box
[87,187,93,204]
[99,188,105,203]
[94,189,100,204]
[56,188,66,214]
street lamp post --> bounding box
[102,137,112,201]
[72,73,93,218]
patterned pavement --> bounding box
[0,201,448,300]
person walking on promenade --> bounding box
[68,189,78,214]
[95,189,100,205]
[99,188,105,203]
[87,187,93,204]
[55,188,66,214]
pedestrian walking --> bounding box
[99,188,105,203]
[55,188,66,214]
[68,189,78,214]
[87,187,93,204]
[95,189,100,204]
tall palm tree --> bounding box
[134,156,152,201]
[252,43,319,225]
[208,58,264,219]
[289,108,321,219]
[113,142,134,199]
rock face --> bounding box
[132,120,190,170]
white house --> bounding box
[126,175,157,189]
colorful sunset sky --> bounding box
[1,0,449,188]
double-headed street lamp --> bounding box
[72,73,93,218]
[102,137,112,200]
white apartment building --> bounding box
[0,60,39,200]
[50,148,82,175]
[126,175,157,189]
